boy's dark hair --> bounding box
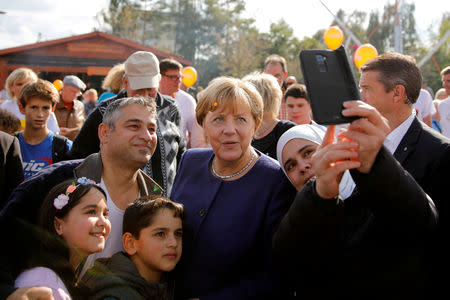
[123,195,184,238]
[0,108,21,134]
[284,83,309,103]
[18,79,59,108]
[160,58,183,74]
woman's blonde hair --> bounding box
[102,63,125,93]
[242,72,282,118]
[6,68,38,99]
[196,76,263,130]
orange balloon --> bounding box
[354,44,378,69]
[181,66,198,88]
[324,26,344,50]
[53,79,63,91]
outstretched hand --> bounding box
[312,125,360,199]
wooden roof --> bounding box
[0,31,192,76]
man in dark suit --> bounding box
[360,52,450,296]
[0,131,23,209]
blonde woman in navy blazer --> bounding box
[171,77,296,300]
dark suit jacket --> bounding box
[394,117,450,214]
[0,132,23,209]
[394,117,450,296]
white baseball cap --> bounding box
[124,51,161,90]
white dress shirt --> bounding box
[383,113,415,154]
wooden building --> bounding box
[0,31,192,92]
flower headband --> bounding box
[53,177,100,210]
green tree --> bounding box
[195,0,251,84]
[98,0,142,41]
[172,0,200,61]
[218,19,266,78]
[420,13,450,92]
[258,20,302,81]
[139,0,174,48]
[261,20,300,61]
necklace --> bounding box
[211,151,256,179]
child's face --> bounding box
[54,188,111,258]
[132,209,182,278]
[12,78,33,99]
[20,97,52,130]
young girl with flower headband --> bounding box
[14,177,111,300]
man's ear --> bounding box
[18,103,25,114]
[98,123,110,144]
[392,85,407,103]
[122,232,137,255]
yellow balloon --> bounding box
[53,79,64,91]
[354,44,378,69]
[181,66,198,88]
[324,26,344,50]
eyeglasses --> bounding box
[162,74,182,81]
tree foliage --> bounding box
[98,0,143,42]
[97,0,448,91]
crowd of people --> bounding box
[0,48,449,300]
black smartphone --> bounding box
[299,46,360,125]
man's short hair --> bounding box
[441,66,450,76]
[18,79,60,108]
[123,195,184,238]
[264,54,288,73]
[160,58,183,74]
[102,96,157,130]
[284,83,309,103]
[360,52,422,105]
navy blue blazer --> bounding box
[171,148,295,299]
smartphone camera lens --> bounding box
[315,55,328,72]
